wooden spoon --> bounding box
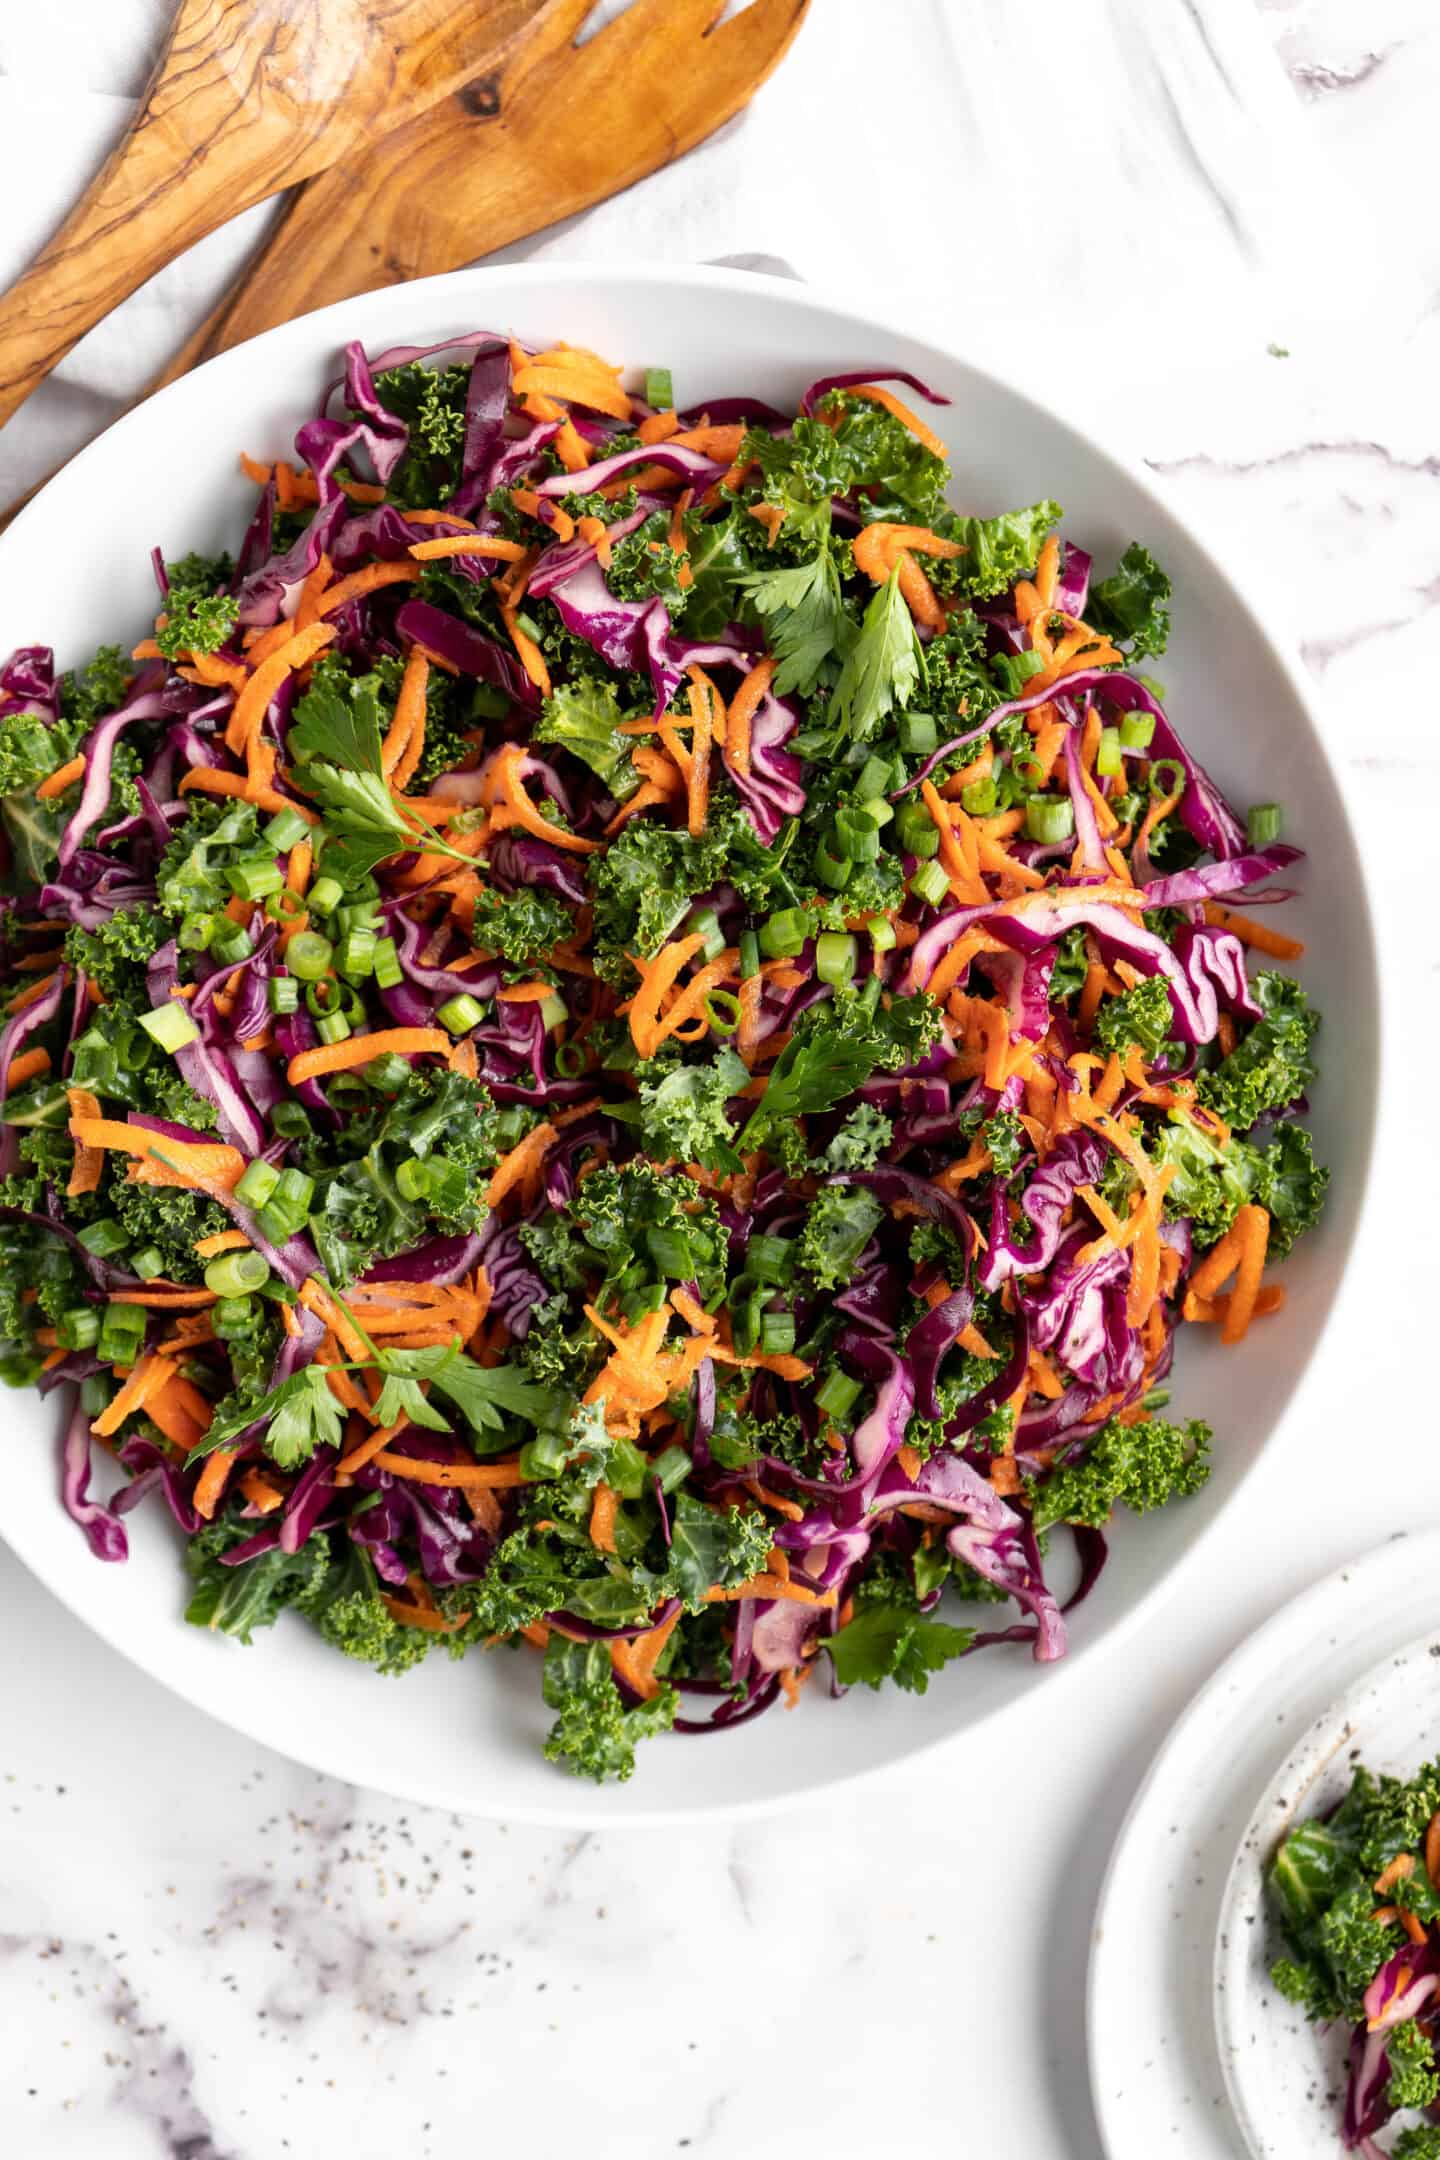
[0,0,559,430]
[157,0,810,381]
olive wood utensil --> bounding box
[154,0,810,380]
[0,0,557,428]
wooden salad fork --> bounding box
[152,0,811,382]
[0,0,560,429]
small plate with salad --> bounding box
[1216,1637,1440,2158]
[0,264,1377,1820]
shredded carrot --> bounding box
[224,619,337,759]
[1202,903,1304,960]
[842,384,949,460]
[1220,1205,1270,1345]
[286,1027,450,1087]
[407,535,528,563]
[7,968,60,1014]
[726,656,774,778]
[486,1120,558,1209]
[194,1229,250,1259]
[488,745,599,854]
[368,1450,529,1490]
[1135,786,1183,863]
[91,1354,178,1438]
[589,1483,620,1554]
[1189,1226,1244,1302]
[6,1046,51,1088]
[193,1449,237,1521]
[316,560,420,619]
[35,756,85,801]
[70,1116,245,1194]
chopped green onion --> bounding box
[57,1306,100,1351]
[263,807,311,851]
[815,1367,862,1421]
[234,1159,280,1211]
[1096,727,1123,778]
[995,649,1046,695]
[738,930,761,980]
[650,1443,690,1495]
[129,1246,168,1283]
[364,1053,410,1093]
[747,1234,793,1285]
[395,1156,430,1204]
[686,905,726,962]
[867,916,897,956]
[335,928,376,979]
[307,874,343,917]
[855,754,894,802]
[263,886,306,924]
[909,858,950,908]
[1119,712,1156,751]
[210,924,253,967]
[1247,802,1282,847]
[729,1288,761,1357]
[372,936,402,989]
[226,857,284,903]
[896,801,939,858]
[703,990,742,1036]
[267,974,299,1016]
[286,931,333,981]
[438,993,485,1035]
[98,1302,147,1364]
[553,1040,589,1077]
[960,776,997,816]
[834,806,881,862]
[304,978,342,1018]
[270,1168,315,1218]
[815,931,858,988]
[270,1101,310,1140]
[813,836,852,889]
[1135,676,1167,706]
[138,1001,201,1054]
[204,1249,271,1299]
[514,609,543,643]
[337,901,382,934]
[178,912,215,953]
[314,1009,351,1047]
[759,907,808,959]
[898,710,938,755]
[1148,758,1186,799]
[116,1023,154,1073]
[211,1295,256,1337]
[1024,797,1075,844]
[759,1310,796,1356]
[643,366,674,410]
[518,1429,573,1480]
[538,993,567,1031]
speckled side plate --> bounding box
[1089,1531,1440,2160]
[1215,1629,1440,2157]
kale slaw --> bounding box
[0,331,1327,1781]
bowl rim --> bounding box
[0,257,1384,1826]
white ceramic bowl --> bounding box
[0,263,1379,1824]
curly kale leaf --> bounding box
[370,361,469,507]
[1386,2019,1440,2116]
[0,706,82,797]
[64,905,170,1002]
[59,646,133,729]
[310,1070,497,1282]
[637,1049,747,1175]
[155,587,239,662]
[540,1636,678,1783]
[1197,972,1318,1133]
[183,1518,335,1643]
[111,1177,230,1284]
[928,501,1063,602]
[1094,976,1177,1063]
[535,677,640,800]
[1028,1416,1211,1534]
[663,1495,773,1612]
[470,884,575,967]
[821,1103,893,1173]
[157,797,261,917]
[798,1184,883,1289]
[1154,1114,1326,1258]
[1086,543,1172,660]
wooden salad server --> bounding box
[0,0,560,430]
[155,0,811,382]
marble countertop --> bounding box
[2,2,1437,2153]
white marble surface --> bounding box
[2,2,1438,2154]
